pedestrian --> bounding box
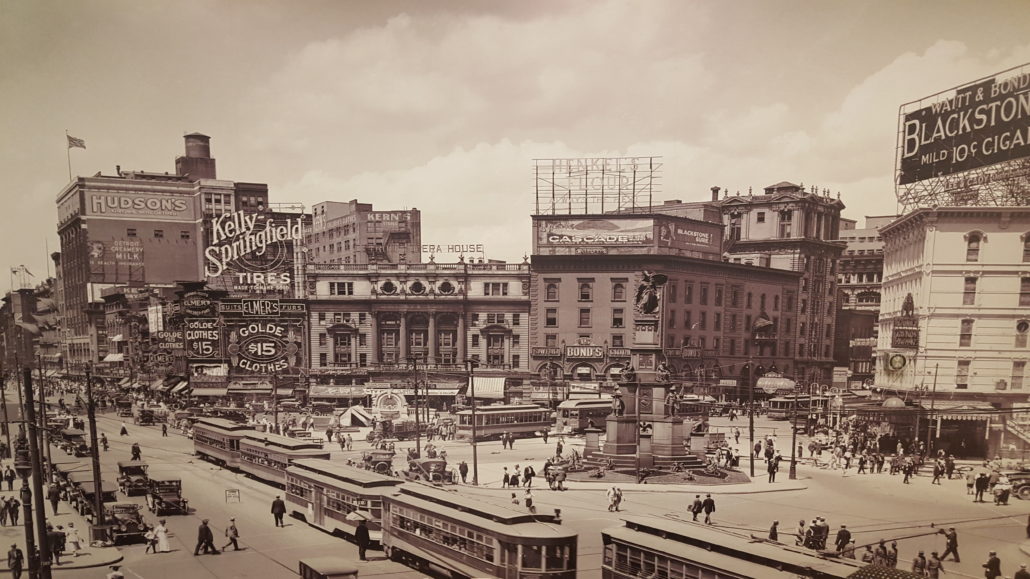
[555,439,563,458]
[834,525,851,552]
[525,489,535,514]
[888,541,898,568]
[355,519,370,561]
[509,469,520,488]
[154,519,170,553]
[144,526,158,554]
[120,421,129,436]
[100,433,109,451]
[975,472,989,502]
[932,460,943,485]
[271,495,287,527]
[542,430,549,444]
[4,466,15,491]
[64,522,82,557]
[8,496,19,525]
[500,432,508,449]
[767,456,778,483]
[502,467,510,488]
[524,465,535,487]
[346,433,353,450]
[861,546,874,563]
[508,432,515,449]
[223,518,240,551]
[690,495,702,521]
[107,565,125,579]
[912,550,927,575]
[131,442,142,461]
[607,486,623,512]
[967,469,977,494]
[768,520,779,542]
[754,441,762,458]
[0,498,9,526]
[701,494,715,525]
[162,423,168,437]
[873,539,888,566]
[48,483,61,516]
[926,551,944,579]
[842,540,856,559]
[7,544,23,579]
[46,524,63,566]
[939,527,960,562]
[194,519,218,555]
[734,427,740,444]
[984,550,1002,579]
[795,519,806,546]
[1015,563,1030,579]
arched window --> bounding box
[545,283,558,301]
[965,231,984,262]
[612,283,625,301]
[579,283,593,301]
[1017,320,1029,349]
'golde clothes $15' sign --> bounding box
[226,321,302,374]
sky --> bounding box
[2,0,1029,286]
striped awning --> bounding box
[468,376,505,399]
[102,353,125,363]
[170,381,190,394]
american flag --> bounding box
[67,135,86,149]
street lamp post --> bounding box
[925,363,940,455]
[789,388,799,480]
[465,358,479,486]
[20,367,52,579]
[35,355,51,474]
[747,348,755,478]
[407,355,422,458]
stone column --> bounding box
[428,313,437,366]
[399,313,408,362]
[368,312,379,365]
[457,314,466,363]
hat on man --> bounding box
[202,518,209,523]
[230,517,235,521]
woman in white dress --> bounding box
[65,522,83,557]
[154,519,171,553]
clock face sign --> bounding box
[888,354,907,371]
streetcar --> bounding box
[381,483,577,578]
[601,515,864,579]
[285,459,404,546]
[555,399,612,434]
[192,417,255,468]
[454,404,551,441]
[238,432,331,487]
[767,395,830,420]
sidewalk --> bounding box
[0,473,123,572]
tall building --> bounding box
[877,206,1030,458]
[833,215,898,387]
[529,213,801,401]
[653,182,847,383]
[307,200,421,265]
[303,259,529,407]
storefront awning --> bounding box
[150,379,166,390]
[102,353,125,363]
[468,376,505,399]
[170,381,190,394]
[309,386,367,398]
[426,389,459,396]
[276,388,294,397]
[118,377,131,386]
[191,387,227,397]
[933,401,995,421]
[756,377,796,394]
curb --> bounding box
[468,481,809,494]
[1,552,124,573]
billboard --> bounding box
[537,218,653,246]
[204,210,304,297]
[898,66,1030,185]
[86,192,196,220]
[534,157,662,215]
[225,319,304,374]
[88,239,145,281]
[654,217,721,254]
[184,318,222,361]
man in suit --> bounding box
[939,527,960,562]
[983,550,1002,579]
[690,495,703,522]
[834,525,851,553]
[7,544,23,579]
[194,519,218,555]
[701,494,716,525]
[355,520,371,561]
[271,495,287,527]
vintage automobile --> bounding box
[366,419,424,443]
[147,478,189,516]
[361,449,396,474]
[403,458,456,484]
[134,408,157,426]
[116,399,134,417]
[117,461,150,496]
[104,502,151,544]
[73,479,119,522]
[58,429,90,457]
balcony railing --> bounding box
[307,262,529,273]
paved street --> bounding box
[17,395,1029,579]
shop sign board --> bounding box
[153,330,184,350]
[565,345,604,359]
[185,318,221,360]
[204,210,303,296]
[538,218,653,246]
[891,327,920,349]
[226,320,304,374]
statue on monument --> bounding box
[619,364,637,384]
[634,270,668,315]
[655,361,672,382]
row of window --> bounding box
[957,319,1030,348]
[965,232,1030,262]
[963,277,1030,306]
[125,228,191,239]
[952,360,1026,390]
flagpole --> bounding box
[65,130,72,181]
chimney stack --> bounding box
[710,186,721,202]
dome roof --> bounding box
[881,396,906,408]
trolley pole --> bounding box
[84,366,104,538]
[466,359,479,486]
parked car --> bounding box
[104,502,150,544]
[147,478,189,515]
[117,461,150,496]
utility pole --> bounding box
[789,388,799,479]
[84,366,105,540]
[466,358,479,486]
[36,354,51,472]
[408,355,421,458]
[747,345,755,478]
[21,367,52,579]
[926,363,939,454]
[0,360,11,454]
[272,371,279,433]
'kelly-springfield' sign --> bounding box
[204,211,303,279]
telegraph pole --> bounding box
[926,363,940,454]
[84,366,105,539]
[408,355,421,458]
[747,347,755,478]
[465,359,479,486]
[36,355,51,471]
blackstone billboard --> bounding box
[898,65,1030,185]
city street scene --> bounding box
[2,1,1030,578]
